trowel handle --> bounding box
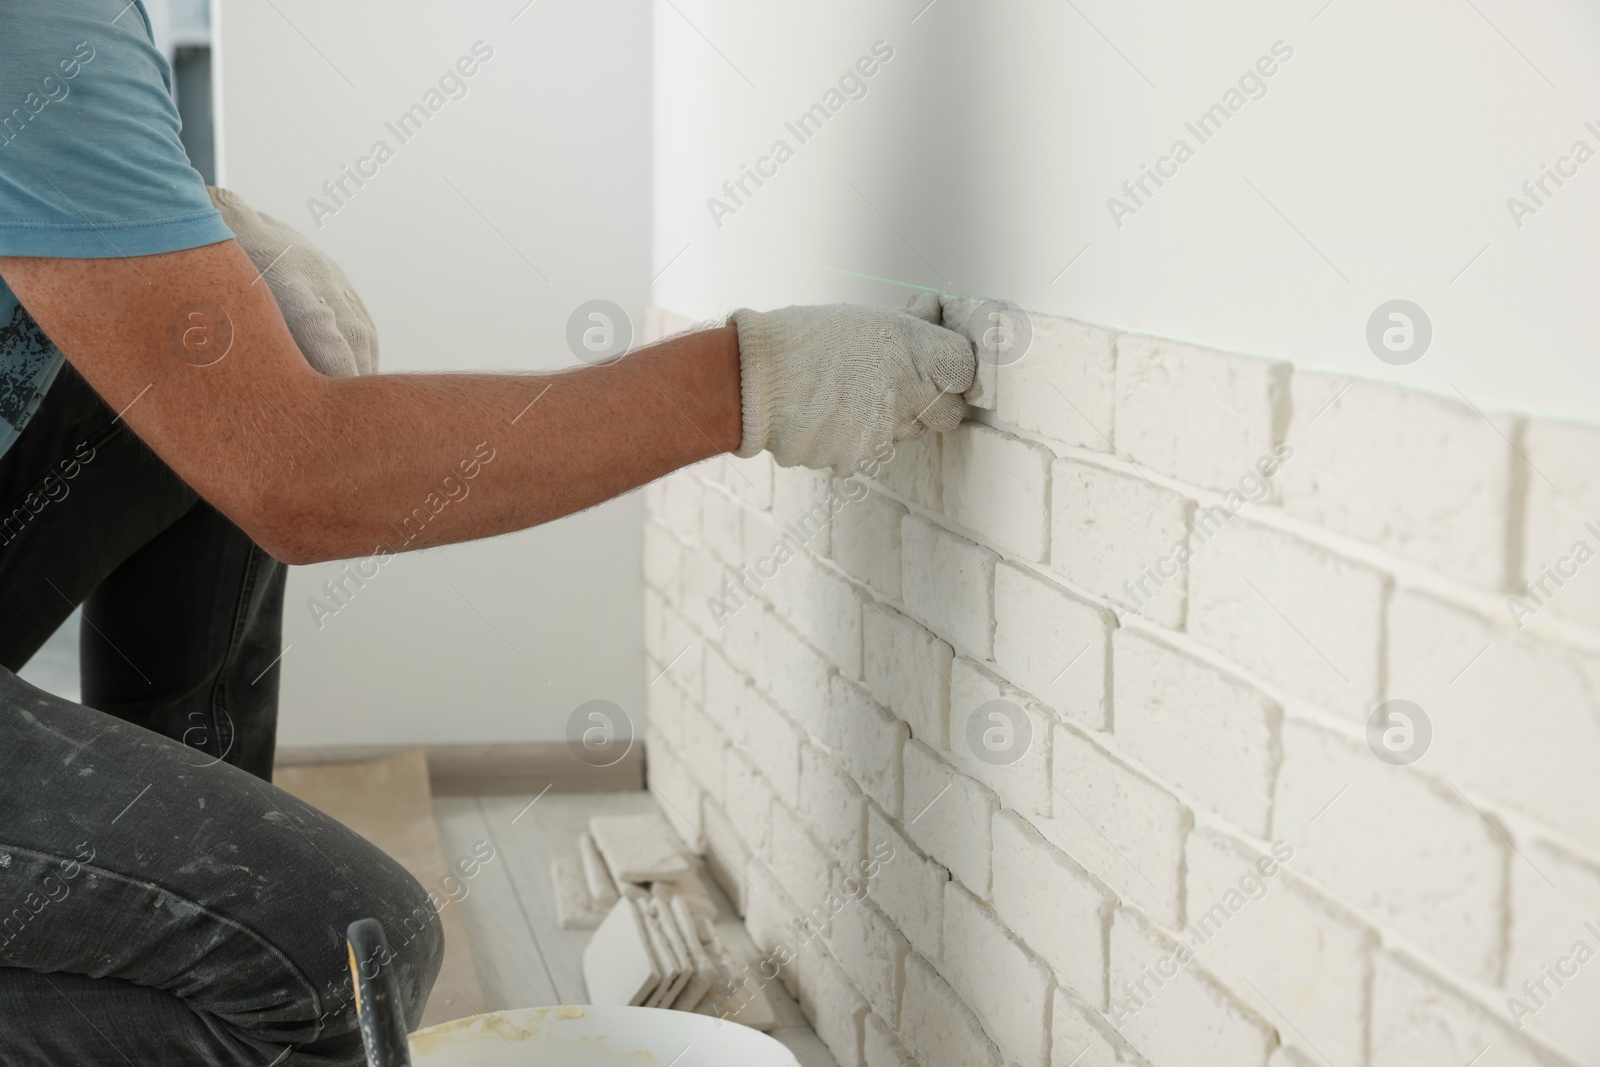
[346,918,413,1067]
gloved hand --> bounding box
[934,294,997,408]
[207,186,379,378]
[729,292,975,471]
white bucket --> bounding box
[407,1005,799,1067]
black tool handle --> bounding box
[346,918,413,1067]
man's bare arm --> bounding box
[0,240,742,564]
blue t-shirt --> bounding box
[0,0,233,457]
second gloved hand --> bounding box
[729,293,976,472]
[207,186,380,379]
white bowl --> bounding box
[408,1005,799,1067]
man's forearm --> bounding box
[259,325,742,564]
[2,240,971,569]
[1,243,743,566]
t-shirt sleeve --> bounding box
[0,0,234,258]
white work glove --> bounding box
[934,294,999,408]
[207,186,379,378]
[729,292,976,471]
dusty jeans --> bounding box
[0,362,285,778]
[0,364,443,1064]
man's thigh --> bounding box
[81,495,289,778]
[0,667,444,1064]
[0,362,195,667]
[0,361,288,780]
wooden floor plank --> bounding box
[431,795,559,1011]
[478,791,661,1004]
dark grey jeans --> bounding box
[0,364,443,1064]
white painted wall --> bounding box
[210,0,1599,746]
[652,0,1600,423]
[217,0,652,744]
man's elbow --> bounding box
[234,481,343,567]
[254,530,326,568]
[201,383,360,566]
[247,518,327,568]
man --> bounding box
[0,3,977,1064]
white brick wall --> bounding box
[1370,951,1558,1067]
[1051,458,1191,629]
[1113,630,1279,836]
[1183,830,1370,1067]
[725,748,774,861]
[647,731,704,852]
[768,546,862,681]
[773,464,836,557]
[1271,719,1505,983]
[828,676,909,818]
[771,799,835,914]
[760,612,833,737]
[864,1013,920,1067]
[724,451,774,509]
[699,483,745,565]
[1052,988,1150,1067]
[800,944,869,1067]
[949,657,1053,817]
[643,520,683,595]
[1282,372,1516,590]
[1388,588,1600,855]
[995,315,1118,453]
[941,423,1052,561]
[940,882,1053,1067]
[1189,518,1386,721]
[641,307,1598,1067]
[899,952,1001,1067]
[873,432,943,512]
[901,514,996,660]
[862,602,953,750]
[1114,334,1286,492]
[1268,1047,1321,1067]
[1050,722,1190,929]
[740,684,804,809]
[1109,908,1277,1067]
[743,860,797,982]
[866,805,948,965]
[833,486,906,601]
[1521,418,1600,630]
[903,740,996,897]
[800,743,867,869]
[992,810,1111,1007]
[1505,835,1600,1063]
[824,886,908,1026]
[655,604,704,701]
[700,799,749,913]
[993,561,1113,730]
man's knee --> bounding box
[360,860,446,1031]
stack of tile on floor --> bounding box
[553,811,777,1029]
